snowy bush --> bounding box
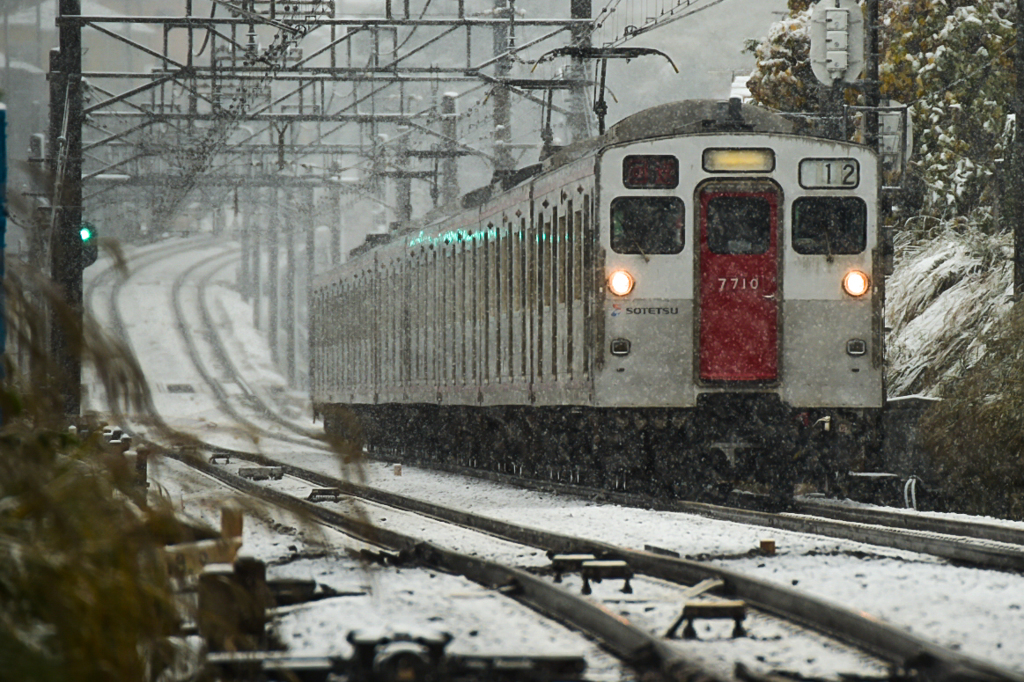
[886,220,1012,397]
[918,301,1024,520]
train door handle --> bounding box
[762,293,778,301]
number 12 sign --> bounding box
[799,158,859,189]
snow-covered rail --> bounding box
[192,448,1023,682]
[168,449,728,682]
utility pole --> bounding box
[492,0,514,175]
[268,188,280,365]
[864,0,880,149]
[567,0,593,143]
[1013,0,1024,296]
[50,0,84,415]
[285,200,296,385]
[441,93,459,205]
[252,193,262,330]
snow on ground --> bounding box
[89,237,1024,676]
[345,460,1024,672]
[149,456,635,681]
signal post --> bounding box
[49,0,85,416]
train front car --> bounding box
[595,102,882,500]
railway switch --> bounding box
[239,466,285,481]
[580,560,633,595]
[549,553,597,582]
[307,487,342,502]
[676,600,747,640]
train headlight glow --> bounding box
[608,270,635,296]
[843,270,870,297]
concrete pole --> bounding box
[268,188,280,365]
[492,0,513,175]
[396,129,412,224]
[567,0,593,143]
[239,191,251,302]
[330,186,342,266]
[441,93,459,205]
[305,188,316,389]
[285,198,297,385]
[252,191,262,329]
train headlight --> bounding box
[842,270,870,297]
[608,270,635,296]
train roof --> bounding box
[606,99,794,141]
[542,99,795,171]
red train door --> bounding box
[698,183,780,382]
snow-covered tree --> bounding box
[883,0,1017,221]
[745,3,823,116]
[748,0,1017,222]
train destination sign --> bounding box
[799,158,860,189]
[623,155,679,189]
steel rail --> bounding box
[165,450,724,682]
[795,498,1024,547]
[361,453,1024,572]
[166,248,324,450]
[217,450,1024,682]
[192,252,324,442]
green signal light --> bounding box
[80,226,94,241]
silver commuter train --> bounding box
[311,100,883,500]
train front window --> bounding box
[706,196,771,255]
[792,197,866,255]
[610,196,684,255]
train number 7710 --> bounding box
[718,276,760,292]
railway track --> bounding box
[160,240,1024,575]
[170,447,1019,682]
[89,238,1024,680]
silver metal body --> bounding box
[310,102,882,419]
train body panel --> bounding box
[311,100,884,497]
[592,131,880,411]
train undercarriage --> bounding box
[320,399,883,506]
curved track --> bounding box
[88,239,1024,681]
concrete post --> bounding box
[268,189,280,365]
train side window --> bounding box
[610,197,684,254]
[706,196,771,255]
[558,212,567,304]
[792,197,867,255]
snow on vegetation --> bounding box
[747,0,1024,516]
[886,225,1013,397]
